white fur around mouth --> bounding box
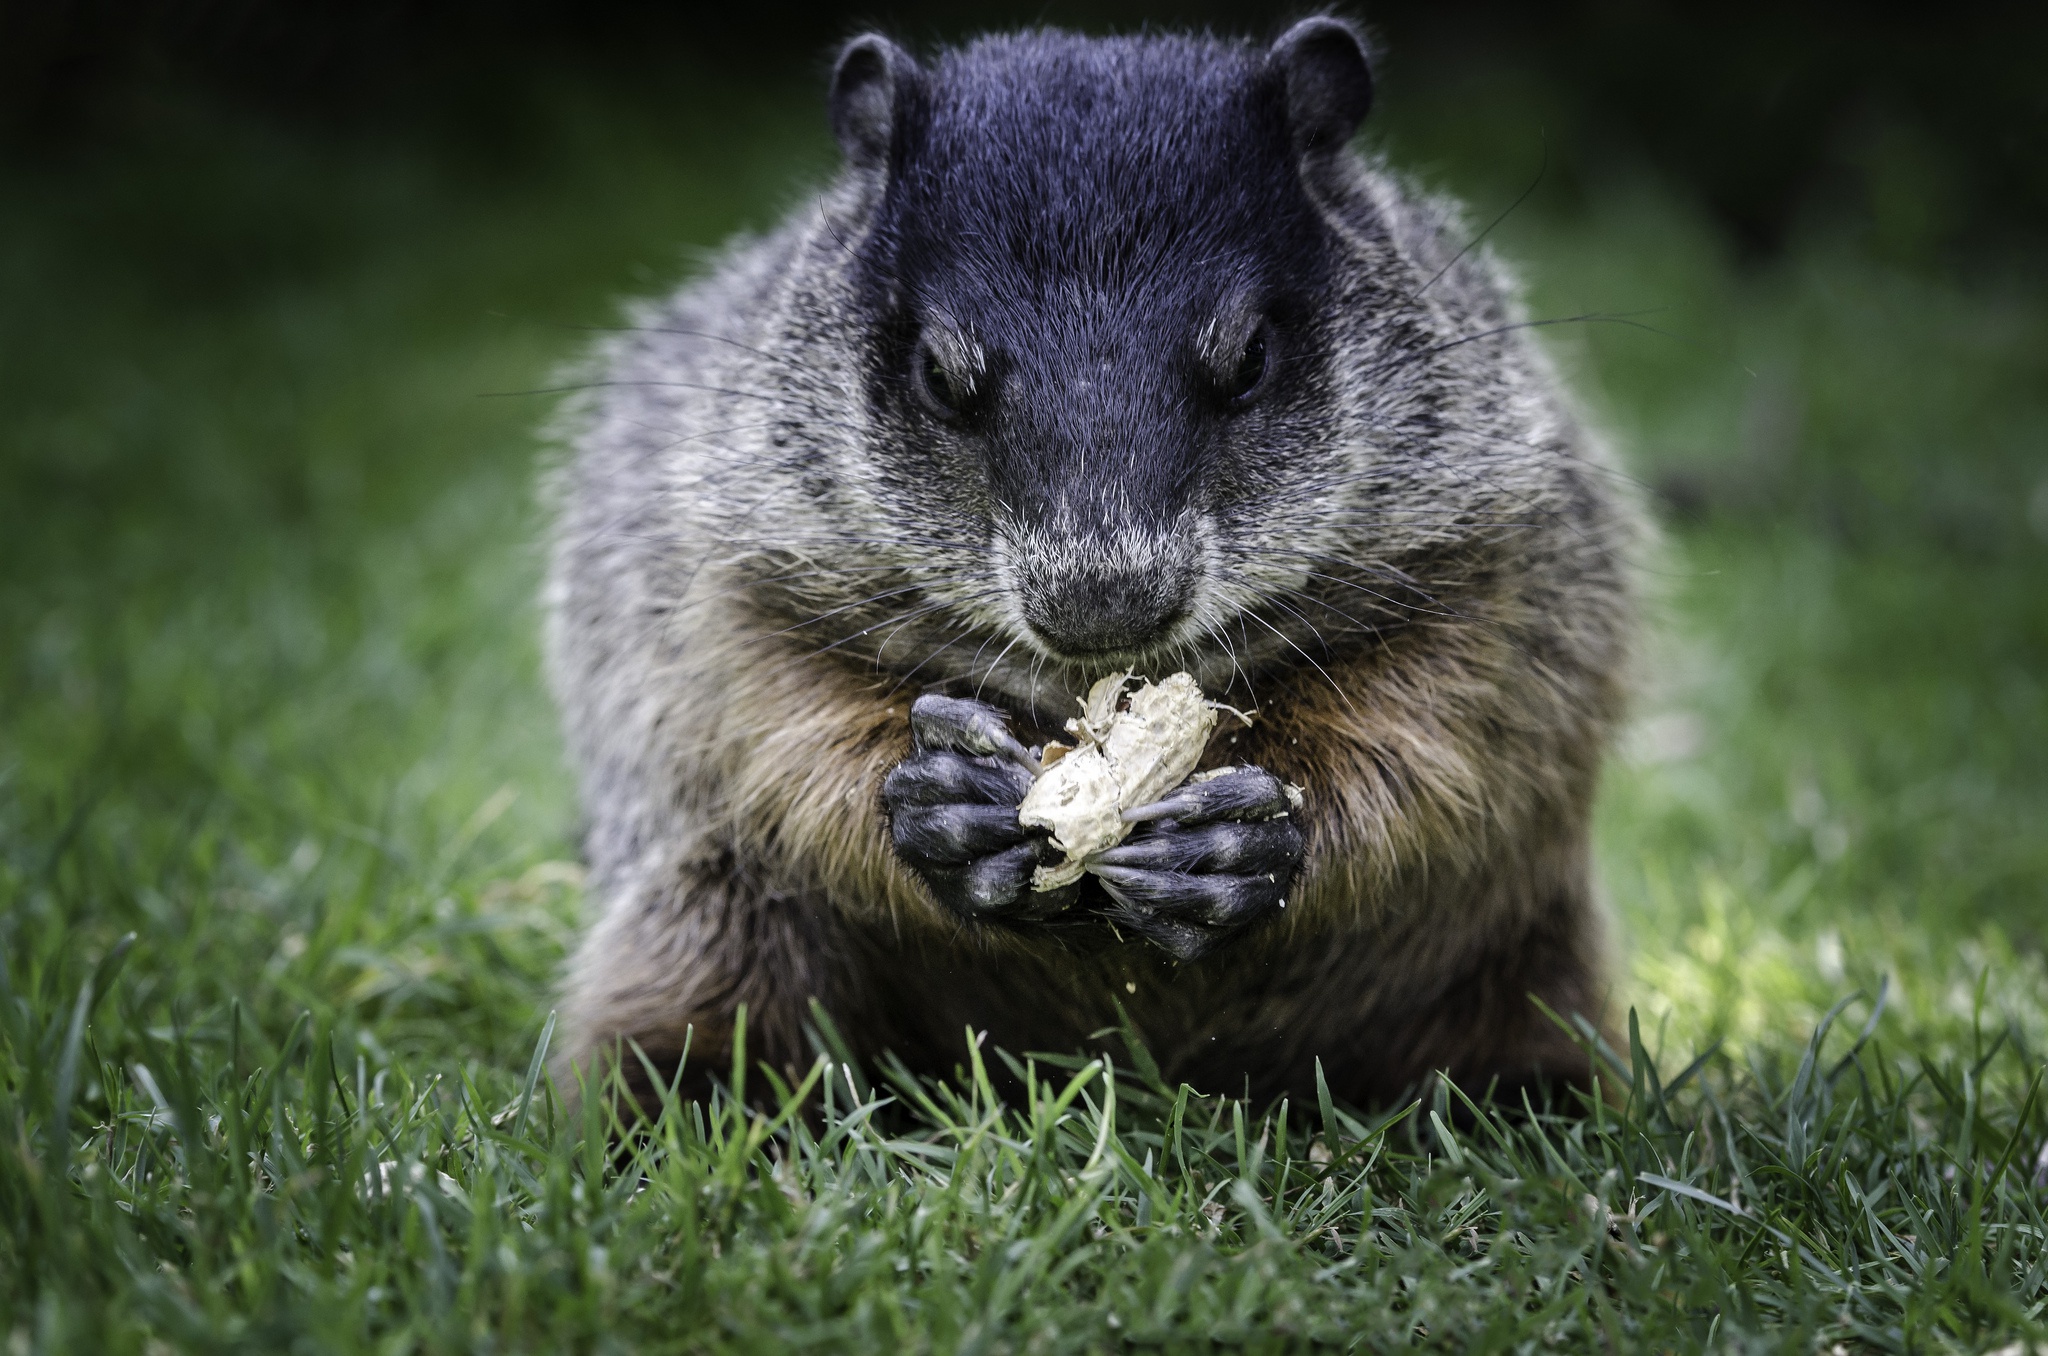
[986,512,1230,668]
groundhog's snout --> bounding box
[1003,520,1200,660]
[1021,568,1191,658]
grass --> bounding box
[3,63,2047,1353]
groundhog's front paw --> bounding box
[1090,766,1304,962]
[884,695,1079,923]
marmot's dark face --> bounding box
[844,30,1371,675]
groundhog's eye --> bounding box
[912,342,968,421]
[1216,324,1272,407]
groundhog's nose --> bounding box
[1020,569,1192,658]
[1006,520,1200,659]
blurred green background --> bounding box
[3,0,2045,1072]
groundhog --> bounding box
[543,18,1637,1110]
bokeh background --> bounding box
[4,0,2045,1069]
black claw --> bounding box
[964,842,1042,911]
[1094,819,1303,875]
[891,803,1028,865]
[883,751,1035,809]
[1092,866,1282,928]
[1121,765,1295,826]
[1008,876,1083,923]
[913,840,1078,923]
[910,694,1037,769]
[1098,902,1226,962]
[924,842,1041,916]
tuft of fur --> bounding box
[543,23,1640,1108]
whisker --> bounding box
[1299,513,1547,530]
[1239,609,1357,716]
[883,616,1004,698]
[765,581,936,638]
[1233,543,1479,619]
[1302,428,1607,557]
[875,589,994,667]
[1248,550,1546,662]
[715,530,983,555]
[974,633,1024,704]
[541,320,812,373]
[1356,310,1680,385]
[1408,132,1547,302]
[1203,618,1257,711]
[1240,549,1515,638]
[1364,415,1662,497]
[1270,584,1389,644]
[795,590,1006,663]
[635,563,926,628]
[1262,592,1338,658]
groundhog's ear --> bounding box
[1269,17,1374,159]
[830,34,918,172]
